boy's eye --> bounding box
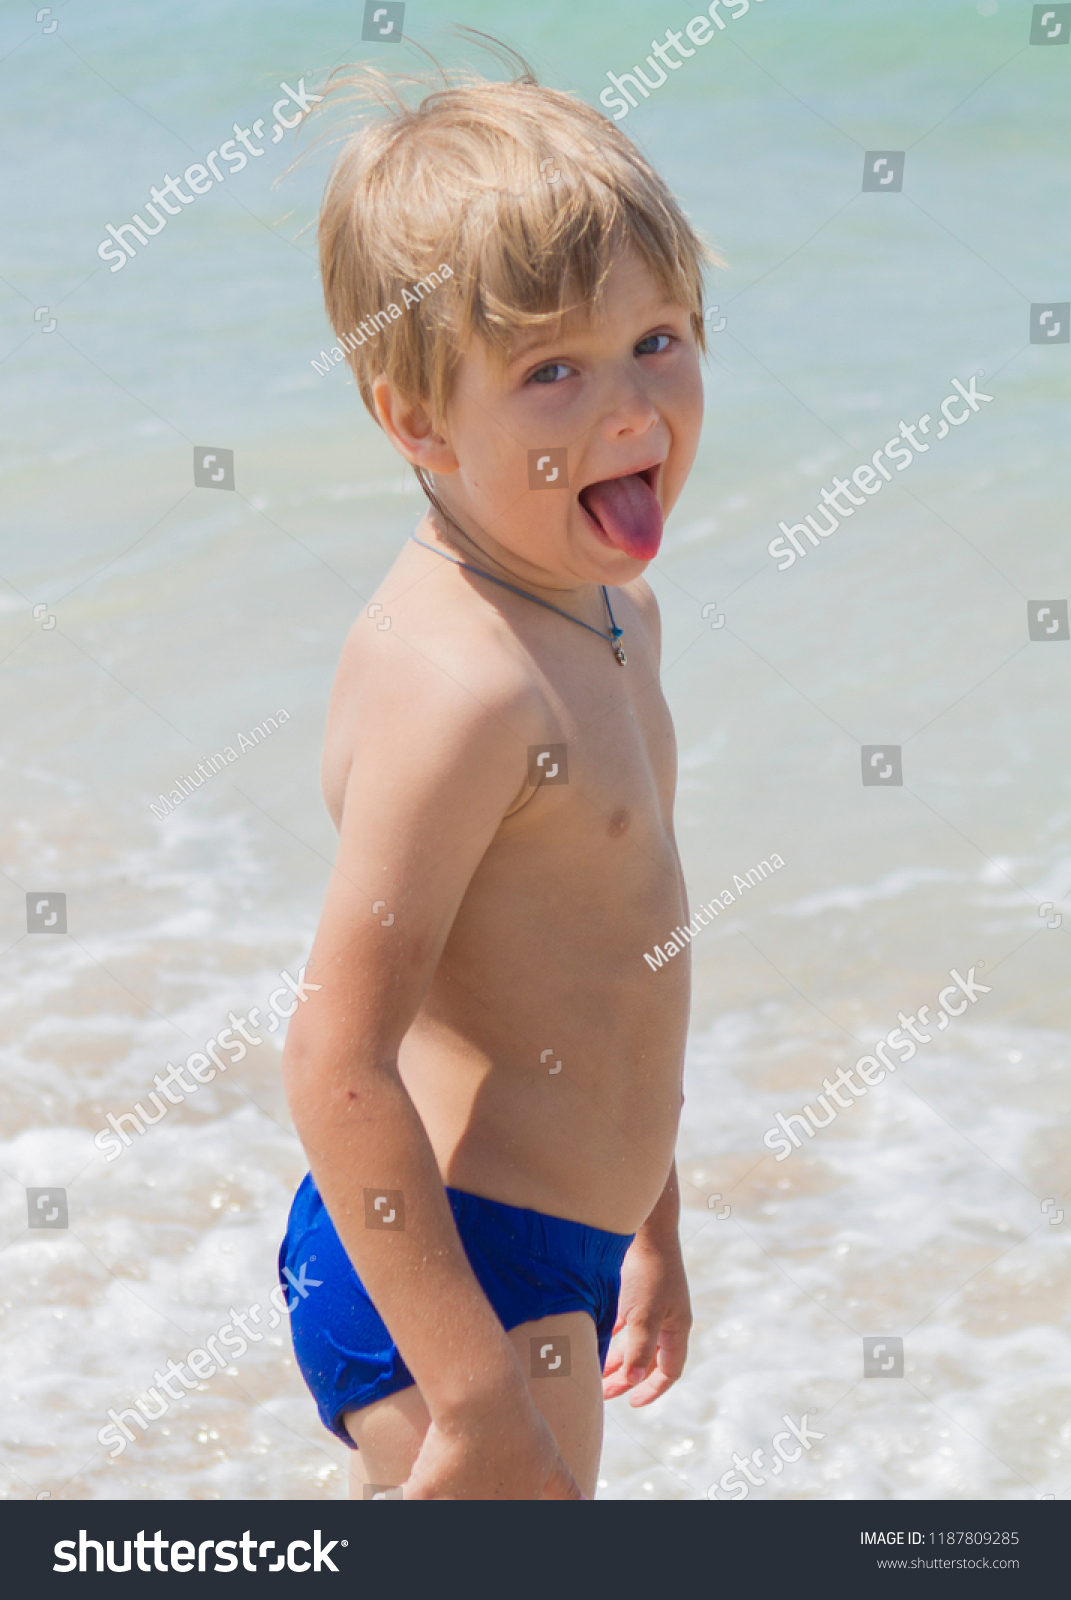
[635,333,674,356]
[528,361,573,385]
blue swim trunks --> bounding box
[279,1172,634,1447]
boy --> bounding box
[280,62,711,1500]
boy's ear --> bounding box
[372,376,458,475]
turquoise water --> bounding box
[1,0,1068,1500]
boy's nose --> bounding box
[599,376,661,437]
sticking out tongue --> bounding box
[578,472,663,560]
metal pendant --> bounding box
[613,642,627,666]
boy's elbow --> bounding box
[281,1024,401,1128]
[280,1034,320,1137]
[279,1009,346,1127]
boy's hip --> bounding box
[278,1173,634,1445]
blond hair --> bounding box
[314,50,716,425]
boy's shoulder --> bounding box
[337,552,659,714]
[334,565,550,722]
[319,558,551,822]
[323,557,662,786]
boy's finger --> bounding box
[622,1316,662,1386]
[626,1364,678,1406]
[601,1334,625,1377]
[602,1337,636,1397]
[602,1365,636,1400]
[656,1321,690,1379]
[626,1328,689,1406]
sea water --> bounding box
[1,0,1068,1500]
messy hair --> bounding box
[312,40,716,426]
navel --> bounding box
[608,808,630,838]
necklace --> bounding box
[409,531,627,665]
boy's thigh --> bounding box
[346,1382,429,1500]
[345,1309,603,1499]
[512,1309,604,1495]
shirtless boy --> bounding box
[279,63,711,1500]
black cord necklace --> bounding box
[409,530,627,665]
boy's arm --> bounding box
[282,629,578,1499]
[602,1161,692,1407]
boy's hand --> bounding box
[602,1236,691,1407]
[402,1383,583,1500]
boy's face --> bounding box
[430,250,704,588]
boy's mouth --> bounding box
[577,465,663,561]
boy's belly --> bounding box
[398,877,690,1234]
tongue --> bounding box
[579,473,663,559]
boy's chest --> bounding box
[520,668,679,839]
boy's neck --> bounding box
[419,503,597,604]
